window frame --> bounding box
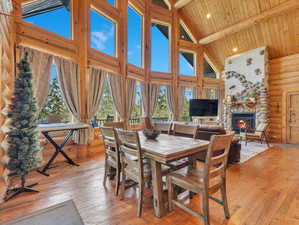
[179,49,196,76]
[127,3,144,68]
[21,0,74,40]
[90,6,118,58]
[150,20,172,73]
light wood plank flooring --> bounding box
[1,145,299,225]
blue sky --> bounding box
[24,2,194,75]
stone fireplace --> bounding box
[231,113,255,133]
[223,47,269,131]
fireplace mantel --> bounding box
[224,101,256,109]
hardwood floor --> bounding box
[1,145,299,225]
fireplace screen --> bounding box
[232,113,255,133]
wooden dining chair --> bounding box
[172,123,198,139]
[103,121,125,129]
[153,122,171,134]
[100,126,121,196]
[167,133,234,225]
[114,129,151,217]
[245,123,270,147]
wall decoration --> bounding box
[246,58,253,66]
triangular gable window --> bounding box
[180,24,193,42]
[204,58,217,78]
[152,0,169,9]
[22,0,70,18]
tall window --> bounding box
[153,86,170,120]
[151,22,170,72]
[204,58,217,78]
[39,64,70,123]
[131,82,142,121]
[181,87,193,121]
[96,79,116,120]
[22,0,72,39]
[90,9,116,57]
[179,50,195,76]
[128,6,143,67]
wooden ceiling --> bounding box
[180,0,299,70]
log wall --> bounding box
[0,0,14,201]
[269,53,299,143]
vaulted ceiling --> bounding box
[180,0,299,70]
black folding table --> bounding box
[37,123,89,176]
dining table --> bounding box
[138,132,210,217]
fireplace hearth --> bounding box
[232,113,255,133]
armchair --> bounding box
[245,123,270,147]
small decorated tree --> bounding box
[5,53,41,201]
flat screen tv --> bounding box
[189,99,218,117]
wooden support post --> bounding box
[197,46,204,98]
[119,0,129,128]
[171,4,180,120]
[74,0,89,158]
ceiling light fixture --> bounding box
[206,13,211,19]
[232,47,238,52]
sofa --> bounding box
[195,124,241,164]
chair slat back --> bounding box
[104,121,125,129]
[204,134,234,193]
[255,123,268,136]
[153,122,171,134]
[100,126,118,159]
[115,129,144,179]
[173,123,198,138]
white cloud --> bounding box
[128,51,134,56]
[91,31,108,51]
[91,26,114,51]
[136,44,141,49]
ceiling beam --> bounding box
[199,0,299,45]
[174,0,193,9]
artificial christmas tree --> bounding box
[4,53,42,201]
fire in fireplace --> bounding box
[232,113,255,133]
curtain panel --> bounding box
[141,82,159,118]
[20,46,53,109]
[54,56,88,144]
[127,78,136,121]
[87,67,106,120]
[192,86,199,99]
[165,85,179,121]
[107,73,126,120]
[178,86,186,120]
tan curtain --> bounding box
[179,86,186,120]
[141,82,159,118]
[87,67,106,120]
[54,56,88,144]
[20,46,53,109]
[127,78,136,120]
[107,73,126,120]
[166,85,179,120]
[204,88,220,100]
[192,86,199,99]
